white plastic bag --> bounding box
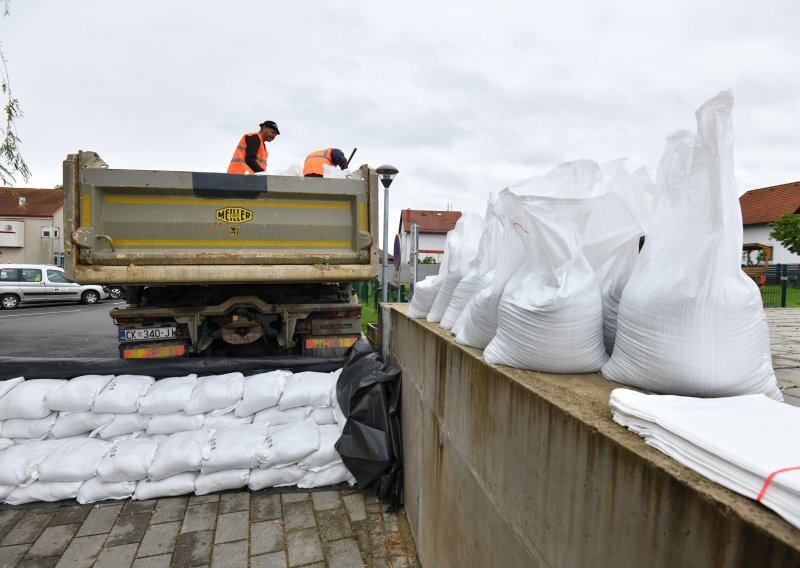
[147,429,213,480]
[278,372,336,410]
[184,372,245,415]
[253,406,310,426]
[308,407,336,425]
[134,472,198,500]
[96,437,159,482]
[37,437,112,482]
[1,414,57,440]
[297,462,354,488]
[601,92,782,399]
[0,377,24,400]
[426,213,484,324]
[0,440,59,486]
[194,469,250,495]
[146,413,204,435]
[0,438,12,452]
[298,425,342,470]
[202,412,253,429]
[484,164,609,373]
[200,424,269,473]
[234,370,288,417]
[51,411,114,439]
[138,375,197,415]
[93,375,155,414]
[45,375,113,412]
[77,477,136,504]
[6,481,82,504]
[406,236,453,319]
[248,465,305,490]
[0,379,66,420]
[91,413,149,439]
[261,419,320,468]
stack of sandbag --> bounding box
[482,160,609,373]
[405,236,452,319]
[441,193,504,331]
[601,91,782,399]
[583,160,657,355]
[425,213,484,323]
[610,388,800,529]
[0,369,354,504]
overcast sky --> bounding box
[3,1,799,237]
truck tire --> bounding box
[0,294,20,310]
[81,290,100,305]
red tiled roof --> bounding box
[739,181,800,225]
[0,188,64,217]
[398,209,462,233]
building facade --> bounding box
[397,209,462,265]
[740,181,800,264]
[0,189,65,266]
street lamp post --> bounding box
[376,165,399,303]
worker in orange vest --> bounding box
[227,120,280,174]
[302,148,349,177]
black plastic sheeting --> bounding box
[0,356,344,381]
[334,342,404,512]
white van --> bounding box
[0,264,109,310]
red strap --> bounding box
[757,466,800,502]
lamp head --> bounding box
[376,164,399,189]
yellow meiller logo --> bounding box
[215,207,253,223]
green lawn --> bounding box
[361,303,378,334]
[761,284,800,308]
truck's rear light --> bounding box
[121,341,186,359]
[322,309,361,318]
[304,336,359,350]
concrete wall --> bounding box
[386,304,800,568]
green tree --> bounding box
[419,256,437,264]
[0,0,30,187]
[769,213,800,255]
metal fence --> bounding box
[353,279,409,309]
[757,263,800,308]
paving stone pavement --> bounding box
[0,489,419,567]
[766,308,800,407]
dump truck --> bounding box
[63,151,379,359]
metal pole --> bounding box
[411,222,419,297]
[382,185,390,303]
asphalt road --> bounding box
[0,300,125,357]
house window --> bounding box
[42,227,51,238]
[41,227,59,238]
[54,228,60,239]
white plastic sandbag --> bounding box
[0,379,66,420]
[195,469,250,495]
[234,370,288,417]
[0,438,12,452]
[92,375,155,414]
[134,472,198,500]
[253,406,310,426]
[96,437,159,482]
[0,377,24,400]
[146,413,204,435]
[184,372,245,415]
[297,462,355,489]
[484,163,609,373]
[138,375,197,415]
[406,237,453,319]
[37,437,112,482]
[77,477,136,504]
[45,375,113,412]
[308,407,336,425]
[202,412,253,429]
[261,419,320,468]
[0,439,59,486]
[426,214,484,324]
[200,424,269,473]
[247,465,305,490]
[298,424,342,470]
[601,92,782,399]
[147,429,213,481]
[6,481,82,504]
[1,414,57,440]
[51,411,114,439]
[278,372,336,410]
[91,413,149,439]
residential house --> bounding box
[740,181,800,264]
[397,209,462,264]
[0,188,65,266]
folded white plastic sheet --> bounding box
[234,370,288,417]
[601,92,782,400]
[609,388,800,529]
[483,163,609,373]
[92,375,155,414]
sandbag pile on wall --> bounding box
[0,369,354,504]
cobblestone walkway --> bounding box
[0,488,419,568]
[766,308,800,407]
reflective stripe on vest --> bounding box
[302,149,333,176]
[227,132,268,174]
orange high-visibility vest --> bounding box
[227,132,268,174]
[303,149,333,177]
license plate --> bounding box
[119,327,177,342]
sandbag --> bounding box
[133,472,197,500]
[37,437,112,482]
[202,412,253,429]
[261,419,320,468]
[147,429,212,480]
[0,377,24,400]
[278,372,336,410]
[601,92,782,399]
[91,413,149,439]
[253,406,310,426]
[92,375,155,414]
[200,424,269,473]
[45,374,113,412]
[297,463,354,489]
[0,439,59,486]
[6,481,82,504]
[77,477,136,504]
[195,469,250,495]
[308,407,336,425]
[247,465,304,490]
[146,413,204,435]
[234,370,288,417]
[0,379,66,420]
[299,424,342,470]
[138,374,197,415]
[51,411,114,439]
[1,414,57,440]
[406,230,455,319]
[96,437,159,482]
[184,372,245,415]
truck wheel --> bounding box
[0,294,20,310]
[81,290,100,305]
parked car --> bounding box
[103,285,125,300]
[0,264,109,309]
